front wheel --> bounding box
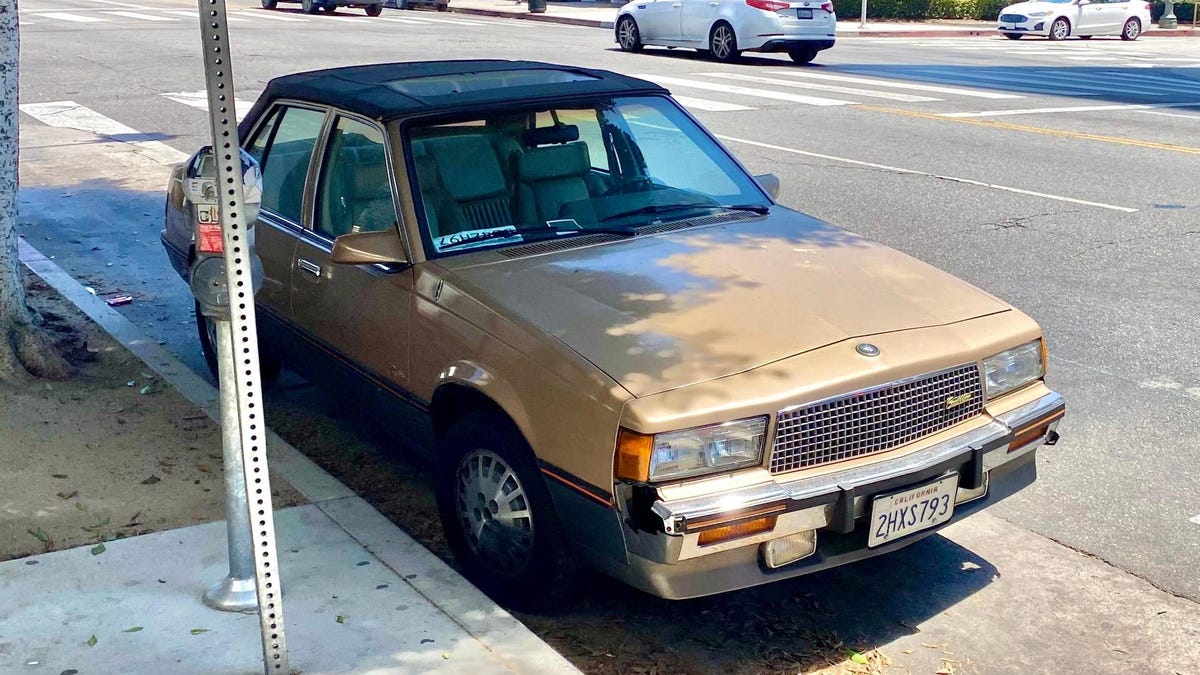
[1048,17,1070,40]
[709,22,740,62]
[435,412,577,609]
[787,48,818,64]
[301,0,319,13]
[365,3,383,14]
[195,302,281,385]
[1121,17,1141,40]
[260,0,278,8]
[616,16,644,52]
[1004,32,1023,40]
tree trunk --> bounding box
[0,0,71,381]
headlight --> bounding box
[616,416,768,483]
[983,339,1045,400]
[1027,11,1047,16]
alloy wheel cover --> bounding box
[454,448,536,576]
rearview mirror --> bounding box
[754,173,781,200]
[331,229,409,266]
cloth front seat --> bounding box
[421,135,515,236]
[515,142,594,225]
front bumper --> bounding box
[998,21,1047,34]
[608,390,1063,599]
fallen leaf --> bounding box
[846,650,869,665]
[902,649,914,655]
[28,527,50,543]
[196,464,212,474]
[56,490,78,500]
[441,652,450,660]
[75,502,88,511]
[335,615,345,624]
[189,628,209,635]
[139,385,153,395]
[51,474,69,479]
[90,544,106,556]
[123,626,143,633]
[141,475,161,485]
[86,635,97,647]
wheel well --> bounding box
[1053,16,1071,29]
[711,19,732,37]
[430,383,511,440]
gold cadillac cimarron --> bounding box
[162,60,1066,606]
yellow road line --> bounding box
[856,104,1200,156]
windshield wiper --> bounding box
[601,202,769,223]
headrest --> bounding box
[517,142,591,183]
[424,135,507,202]
[522,124,579,147]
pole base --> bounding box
[203,575,258,613]
[1159,16,1178,28]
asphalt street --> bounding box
[14,0,1200,647]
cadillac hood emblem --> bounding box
[855,343,880,357]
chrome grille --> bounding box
[769,365,983,474]
[1000,13,1026,22]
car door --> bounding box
[680,0,722,46]
[240,103,327,337]
[1075,0,1112,33]
[634,0,683,42]
[1098,0,1132,33]
[288,112,415,396]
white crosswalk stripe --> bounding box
[232,10,308,21]
[634,74,853,106]
[765,70,1024,99]
[99,10,177,21]
[161,92,256,123]
[700,72,942,103]
[376,15,426,23]
[162,9,250,21]
[19,101,187,164]
[36,12,107,23]
[672,96,756,112]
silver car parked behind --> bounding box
[616,0,836,64]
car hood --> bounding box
[443,212,1011,398]
[1000,1,1067,13]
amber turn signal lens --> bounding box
[615,428,653,482]
[697,516,777,546]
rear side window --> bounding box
[245,105,326,224]
[314,117,395,239]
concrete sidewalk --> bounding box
[447,0,1197,36]
[1,240,580,675]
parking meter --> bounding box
[184,147,264,320]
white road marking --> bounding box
[18,101,187,165]
[233,10,308,21]
[715,133,1138,213]
[906,68,1168,97]
[766,70,1024,99]
[1063,55,1122,61]
[162,9,249,21]
[699,72,941,103]
[634,74,852,106]
[376,15,425,23]
[161,91,255,122]
[37,12,108,22]
[1139,110,1200,120]
[942,102,1200,118]
[70,0,158,8]
[671,95,755,112]
[99,10,176,21]
[402,16,489,25]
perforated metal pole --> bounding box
[195,0,289,671]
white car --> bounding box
[997,0,1151,40]
[615,0,836,64]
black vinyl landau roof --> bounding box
[249,60,669,122]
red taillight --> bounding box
[746,0,790,11]
[820,1,833,11]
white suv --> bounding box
[616,0,836,64]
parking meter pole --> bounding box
[202,318,258,612]
[1159,0,1178,28]
[194,0,289,671]
[859,0,867,29]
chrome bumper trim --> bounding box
[652,390,1064,537]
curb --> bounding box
[452,6,613,27]
[16,236,581,675]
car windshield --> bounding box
[405,95,769,257]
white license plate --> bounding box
[867,474,959,548]
[797,8,813,18]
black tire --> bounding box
[1120,17,1141,40]
[195,302,281,385]
[1048,17,1070,40]
[436,2,448,10]
[787,48,818,64]
[435,411,577,610]
[301,0,319,13]
[260,0,278,8]
[1004,32,1023,40]
[365,3,383,15]
[709,22,740,62]
[616,16,644,53]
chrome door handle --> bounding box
[297,258,322,277]
[673,3,681,6]
[709,2,718,5]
